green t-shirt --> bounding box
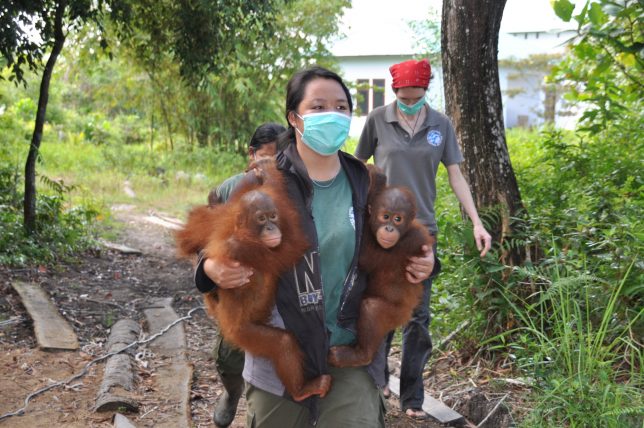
[215,172,245,203]
[311,168,356,346]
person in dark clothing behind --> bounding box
[208,123,285,206]
[206,122,285,428]
[194,66,435,427]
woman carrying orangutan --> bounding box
[193,66,434,427]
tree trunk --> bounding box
[145,71,175,151]
[197,119,209,147]
[150,109,154,152]
[441,0,526,265]
[188,84,211,147]
[543,83,557,123]
[24,1,67,233]
[159,99,175,151]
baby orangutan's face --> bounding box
[370,188,415,249]
[238,191,282,248]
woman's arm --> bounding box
[203,258,254,289]
[195,254,254,292]
[446,164,492,257]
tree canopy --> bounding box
[552,0,643,132]
[0,0,131,85]
[119,0,349,148]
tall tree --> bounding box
[121,0,349,151]
[0,0,130,232]
[122,0,284,147]
[203,0,350,151]
[441,0,526,264]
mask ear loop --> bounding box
[288,111,302,134]
[292,113,305,138]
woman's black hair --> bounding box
[249,122,287,149]
[281,66,353,145]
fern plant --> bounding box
[487,259,643,427]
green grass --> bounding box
[486,258,643,427]
[0,117,247,266]
[4,123,247,218]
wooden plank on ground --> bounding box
[389,375,464,424]
[143,298,192,428]
[150,213,184,227]
[100,240,143,255]
[143,216,182,231]
[11,281,79,351]
[113,413,138,428]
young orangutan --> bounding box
[176,160,332,401]
[328,166,434,368]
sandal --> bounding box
[405,408,429,420]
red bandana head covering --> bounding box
[389,59,431,89]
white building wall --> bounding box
[501,68,545,128]
[337,55,576,137]
[334,25,579,137]
[338,56,541,137]
[337,55,409,137]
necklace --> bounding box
[398,107,423,136]
[312,172,339,189]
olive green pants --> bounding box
[245,366,386,428]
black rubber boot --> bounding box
[212,372,244,428]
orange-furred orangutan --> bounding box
[176,160,332,401]
[328,166,434,368]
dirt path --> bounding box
[1,205,214,427]
[0,205,515,427]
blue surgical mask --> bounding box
[397,98,426,115]
[295,112,351,156]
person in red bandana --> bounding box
[355,58,492,421]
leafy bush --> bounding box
[424,118,642,426]
[494,265,643,428]
[551,0,643,134]
[454,3,644,416]
[0,167,99,266]
[446,126,642,333]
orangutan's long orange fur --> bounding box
[175,160,332,402]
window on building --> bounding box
[356,79,369,116]
[372,79,385,109]
[355,78,387,116]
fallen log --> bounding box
[143,215,182,231]
[149,212,184,227]
[100,240,143,255]
[95,319,141,412]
